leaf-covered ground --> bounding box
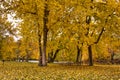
[0,61,120,80]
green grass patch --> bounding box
[0,61,120,80]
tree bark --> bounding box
[48,51,53,63]
[94,27,105,44]
[111,52,115,64]
[33,3,43,66]
[38,34,42,66]
[87,27,104,66]
[42,0,49,66]
[52,49,60,61]
[88,45,93,66]
[76,46,82,65]
[25,49,29,62]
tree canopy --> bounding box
[0,0,120,66]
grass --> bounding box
[0,61,120,80]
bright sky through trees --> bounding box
[7,13,22,41]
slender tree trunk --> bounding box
[38,31,42,66]
[25,49,29,62]
[88,45,93,66]
[48,51,53,63]
[48,49,61,63]
[52,49,61,62]
[42,0,49,66]
[26,55,29,62]
[111,52,115,64]
[76,46,81,63]
[17,50,20,62]
[22,57,25,62]
[52,49,60,61]
[35,5,43,66]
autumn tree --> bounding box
[4,0,120,66]
[0,0,19,60]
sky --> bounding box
[7,13,22,41]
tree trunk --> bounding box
[22,56,25,62]
[25,49,29,62]
[48,51,53,63]
[48,49,60,63]
[42,28,47,66]
[38,33,42,66]
[111,52,115,64]
[76,46,82,65]
[52,49,60,62]
[26,53,29,62]
[36,8,42,66]
[88,45,93,66]
[42,0,49,66]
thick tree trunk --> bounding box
[88,45,93,66]
[42,0,49,66]
[42,28,47,66]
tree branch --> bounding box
[94,27,105,44]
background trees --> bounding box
[0,0,19,60]
[0,0,120,66]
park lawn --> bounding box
[0,61,120,80]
